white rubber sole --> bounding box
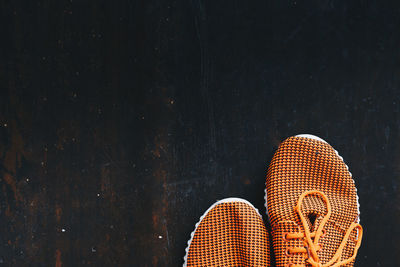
[182,197,263,267]
[264,134,361,224]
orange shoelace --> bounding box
[285,190,363,267]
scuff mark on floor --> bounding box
[55,249,62,267]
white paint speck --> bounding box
[61,228,66,232]
[158,235,163,239]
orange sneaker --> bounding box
[183,198,270,267]
[265,134,363,267]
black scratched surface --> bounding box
[0,0,399,266]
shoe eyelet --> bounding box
[283,233,289,241]
[285,248,292,257]
[321,229,326,238]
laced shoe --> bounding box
[183,198,270,266]
[265,134,362,267]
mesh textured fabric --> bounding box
[185,200,270,267]
[266,136,360,266]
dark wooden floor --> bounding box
[0,0,399,266]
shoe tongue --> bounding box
[300,195,327,231]
[305,213,323,232]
